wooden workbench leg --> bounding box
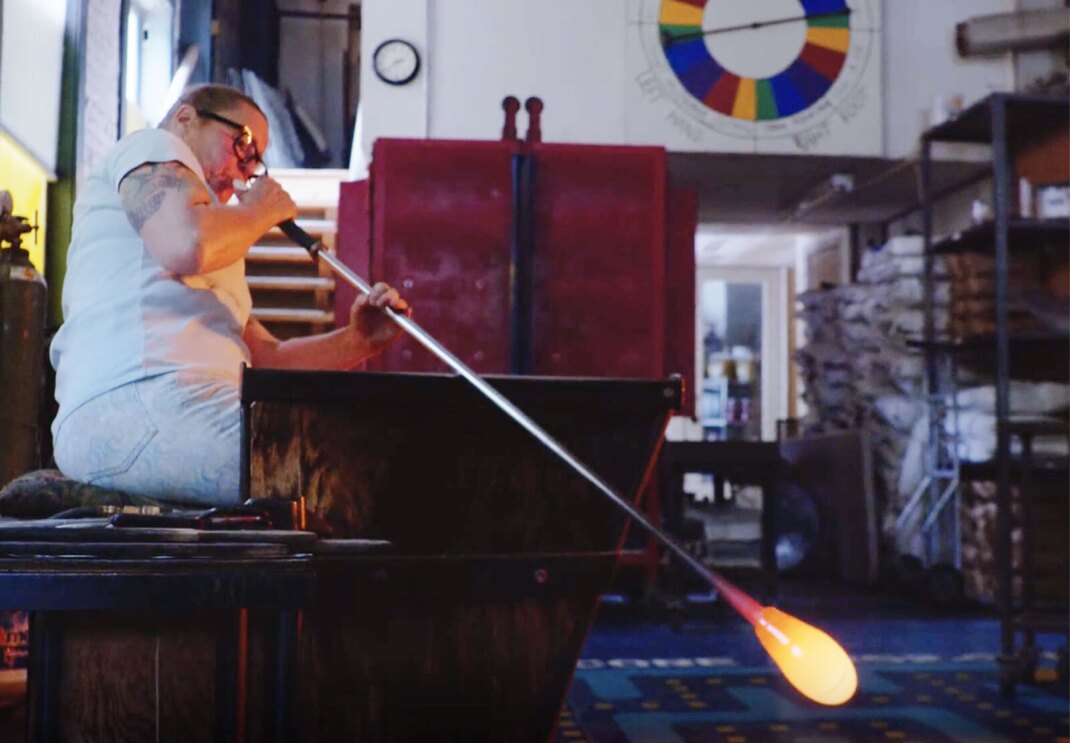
[215,610,243,743]
[273,608,299,743]
[26,611,60,743]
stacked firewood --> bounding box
[944,253,1042,339]
[960,480,1023,605]
[961,477,1070,606]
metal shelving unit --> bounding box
[917,93,1069,696]
[699,378,758,440]
[929,219,1070,254]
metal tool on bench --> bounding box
[45,498,308,532]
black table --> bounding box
[658,441,785,599]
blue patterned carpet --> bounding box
[555,590,1070,743]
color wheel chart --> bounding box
[660,0,851,121]
[634,0,880,150]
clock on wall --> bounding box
[631,0,881,155]
[372,38,421,86]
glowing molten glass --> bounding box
[708,571,858,705]
[753,606,858,706]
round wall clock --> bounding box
[372,39,421,86]
[637,0,878,143]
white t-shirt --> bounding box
[50,128,253,432]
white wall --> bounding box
[360,0,627,149]
[0,0,68,174]
[697,230,803,269]
[882,0,1015,159]
[429,0,627,144]
[360,0,430,146]
[1014,0,1070,91]
[360,0,1015,161]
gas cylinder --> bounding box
[0,191,47,487]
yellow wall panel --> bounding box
[0,132,49,272]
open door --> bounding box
[695,265,790,442]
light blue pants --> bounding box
[53,372,242,507]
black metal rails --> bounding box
[919,93,1070,696]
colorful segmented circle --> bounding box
[658,0,851,121]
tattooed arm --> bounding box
[118,161,295,275]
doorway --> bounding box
[695,266,789,442]
[665,225,848,443]
[277,0,362,168]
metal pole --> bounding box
[920,135,938,568]
[990,95,1015,687]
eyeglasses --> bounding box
[195,108,268,179]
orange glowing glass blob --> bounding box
[753,606,858,706]
[707,570,857,705]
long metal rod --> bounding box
[278,221,763,621]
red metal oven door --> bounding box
[367,138,517,374]
[529,144,668,380]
